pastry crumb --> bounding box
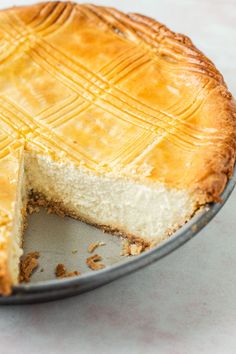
[121,240,145,256]
[20,251,40,283]
[72,249,78,254]
[46,206,53,214]
[121,240,130,256]
[27,204,40,215]
[86,254,105,270]
[46,205,66,216]
[130,244,143,256]
[55,263,66,277]
[40,268,44,272]
[55,263,80,278]
[87,241,106,253]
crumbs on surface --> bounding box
[55,263,80,278]
[27,204,40,215]
[72,249,78,254]
[121,240,145,256]
[86,254,105,270]
[20,251,40,283]
[87,241,106,253]
[46,205,65,217]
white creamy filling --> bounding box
[25,153,196,243]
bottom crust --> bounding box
[28,191,198,251]
[28,192,151,250]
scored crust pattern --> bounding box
[0,1,235,211]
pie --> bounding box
[0,2,235,295]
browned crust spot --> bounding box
[20,251,40,283]
[55,263,80,278]
[86,254,105,271]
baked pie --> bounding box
[0,2,235,294]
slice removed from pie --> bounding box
[0,2,235,295]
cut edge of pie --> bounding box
[0,2,235,295]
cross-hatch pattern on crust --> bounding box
[0,2,222,171]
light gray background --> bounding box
[0,0,236,353]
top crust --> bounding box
[0,1,235,204]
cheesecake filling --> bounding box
[25,153,196,241]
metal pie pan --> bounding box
[1,171,235,305]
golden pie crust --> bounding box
[0,2,235,294]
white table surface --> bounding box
[0,0,236,353]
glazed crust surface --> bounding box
[0,2,235,201]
